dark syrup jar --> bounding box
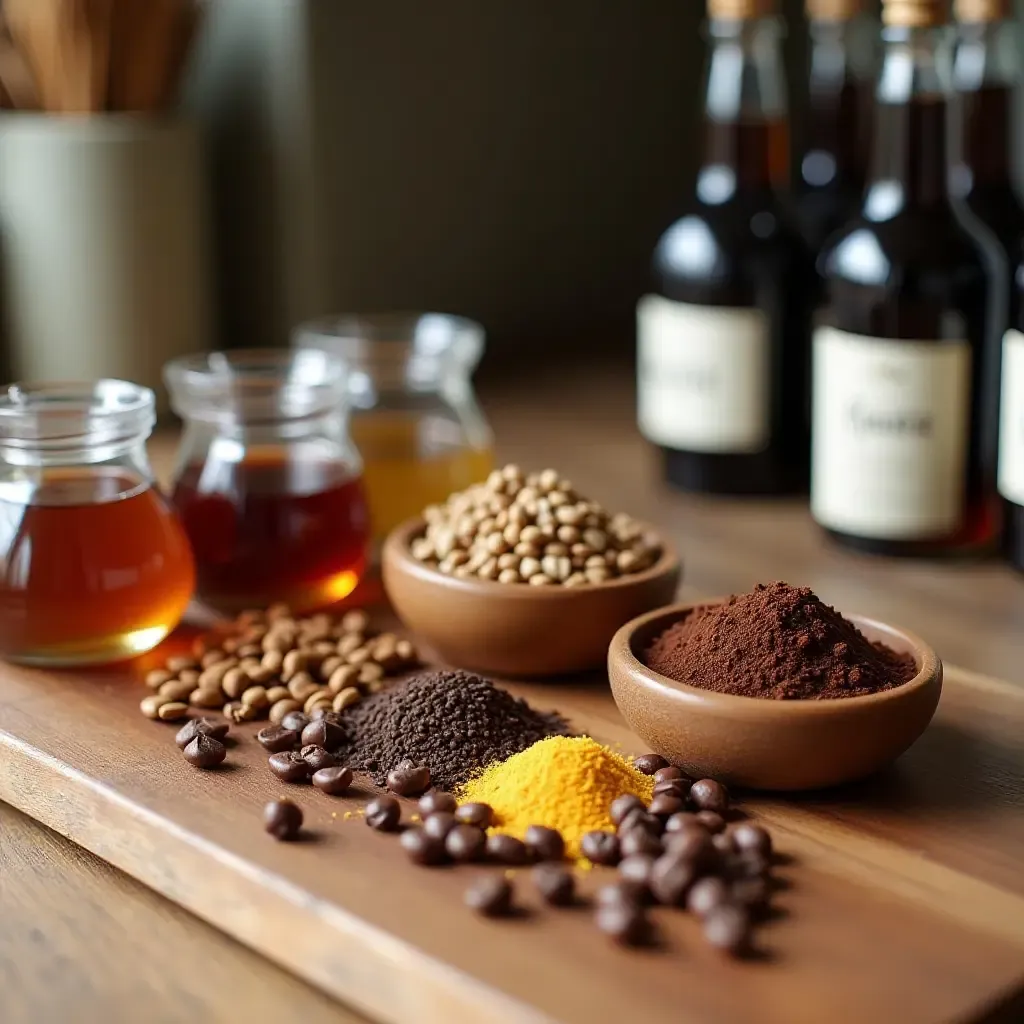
[636,0,813,496]
[794,0,877,256]
[813,0,1007,557]
[165,349,370,614]
[951,0,1024,570]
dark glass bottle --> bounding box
[795,0,877,255]
[812,0,1005,556]
[637,0,811,495]
[953,1,1024,570]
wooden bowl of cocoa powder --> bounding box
[608,591,942,791]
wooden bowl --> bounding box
[382,517,681,678]
[608,600,942,791]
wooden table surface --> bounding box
[5,367,1024,1024]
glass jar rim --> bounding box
[291,312,485,370]
[0,379,155,449]
[164,348,348,423]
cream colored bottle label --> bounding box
[636,295,770,453]
[998,329,1024,505]
[811,327,971,539]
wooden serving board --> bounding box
[2,640,1024,1024]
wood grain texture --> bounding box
[1,655,1024,1024]
[5,368,1024,1023]
[0,804,365,1024]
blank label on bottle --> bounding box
[999,329,1024,506]
[811,327,971,539]
[636,295,770,453]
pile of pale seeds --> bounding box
[411,465,662,586]
[139,605,417,724]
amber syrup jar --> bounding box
[795,0,877,255]
[813,0,1006,557]
[165,349,370,614]
[637,0,813,495]
[0,381,194,665]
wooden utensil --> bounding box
[4,0,112,113]
[108,0,199,113]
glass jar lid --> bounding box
[164,349,348,425]
[0,380,155,459]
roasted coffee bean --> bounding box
[703,903,751,955]
[268,751,312,783]
[618,808,662,836]
[695,810,726,834]
[618,854,656,893]
[300,744,339,773]
[310,707,346,724]
[648,794,685,819]
[486,834,531,866]
[730,822,772,858]
[609,794,645,826]
[524,825,564,862]
[653,766,685,785]
[301,718,345,752]
[175,717,229,750]
[664,812,703,834]
[445,824,487,863]
[619,828,663,859]
[280,710,311,733]
[183,733,227,769]
[729,850,771,880]
[595,902,647,946]
[690,778,729,814]
[731,875,771,911]
[423,812,458,841]
[649,854,697,906]
[256,725,299,753]
[712,832,736,857]
[580,830,620,866]
[465,876,513,917]
[633,753,669,775]
[652,779,690,800]
[596,881,644,908]
[400,827,448,866]
[386,760,431,797]
[263,798,303,840]
[365,795,401,831]
[311,765,353,795]
[533,864,575,906]
[664,828,716,872]
[454,802,493,829]
[687,876,731,918]
[418,790,457,817]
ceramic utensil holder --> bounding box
[0,115,212,409]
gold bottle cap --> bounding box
[806,0,866,19]
[881,0,948,27]
[708,0,777,18]
[954,0,1011,21]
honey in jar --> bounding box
[292,314,494,542]
[165,349,370,613]
[0,382,194,665]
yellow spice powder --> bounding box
[458,735,654,860]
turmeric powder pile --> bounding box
[458,735,655,859]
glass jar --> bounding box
[164,349,370,614]
[0,380,195,665]
[292,313,493,542]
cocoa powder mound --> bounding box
[644,582,917,700]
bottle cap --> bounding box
[882,0,948,27]
[708,0,777,18]
[953,0,1011,21]
[806,0,866,19]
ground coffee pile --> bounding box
[339,670,570,789]
[644,581,917,700]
